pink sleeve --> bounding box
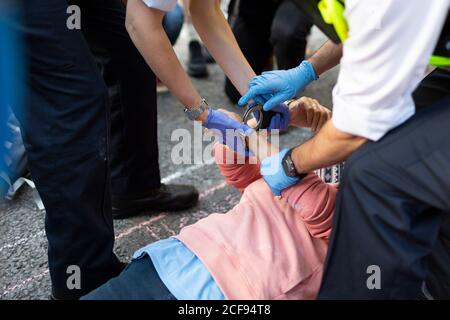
[214,143,337,238]
[214,144,261,193]
[281,173,338,240]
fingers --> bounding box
[310,99,331,132]
[239,86,267,106]
[263,95,287,111]
[253,95,266,106]
[247,117,258,128]
[217,108,242,122]
[310,99,321,132]
[291,97,331,131]
[317,106,331,131]
[303,98,314,127]
[314,110,326,132]
[241,73,277,106]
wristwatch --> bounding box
[282,148,307,178]
[184,99,208,121]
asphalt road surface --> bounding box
[0,27,338,300]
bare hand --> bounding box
[289,97,331,132]
[217,108,242,122]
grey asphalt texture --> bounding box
[0,27,338,300]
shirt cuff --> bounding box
[332,92,416,142]
[142,0,177,12]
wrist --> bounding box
[290,146,305,175]
[238,127,256,151]
[281,148,304,179]
[184,98,209,122]
[301,60,319,82]
[306,58,321,79]
[290,61,318,96]
[286,99,300,127]
[197,108,209,122]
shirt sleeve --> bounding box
[213,144,261,193]
[282,173,338,240]
[332,0,449,141]
[142,0,177,12]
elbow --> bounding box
[333,125,367,145]
[188,0,202,18]
[340,131,367,154]
[189,0,219,25]
[125,9,139,39]
[125,6,164,45]
[328,121,368,160]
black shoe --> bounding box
[112,184,199,219]
[202,45,216,64]
[187,40,208,78]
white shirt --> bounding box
[142,0,177,12]
[332,0,449,141]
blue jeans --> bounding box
[82,255,177,300]
[163,4,184,45]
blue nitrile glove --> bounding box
[203,108,254,156]
[252,93,272,107]
[260,148,300,196]
[251,103,290,132]
[239,60,318,111]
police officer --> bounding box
[12,0,198,299]
[72,0,199,219]
[224,0,314,103]
[240,0,450,298]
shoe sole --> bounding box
[187,66,208,78]
[112,197,199,220]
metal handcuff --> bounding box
[240,104,276,150]
[242,103,277,131]
[242,103,263,131]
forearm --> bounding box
[214,144,261,193]
[247,131,279,161]
[190,0,256,94]
[212,126,277,193]
[126,1,205,116]
[307,40,343,76]
[291,120,367,173]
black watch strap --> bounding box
[282,148,306,178]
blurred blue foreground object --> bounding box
[0,0,25,197]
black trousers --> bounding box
[318,79,450,298]
[413,68,450,299]
[225,0,313,103]
[14,0,128,299]
[73,0,161,195]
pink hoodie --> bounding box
[176,145,337,300]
